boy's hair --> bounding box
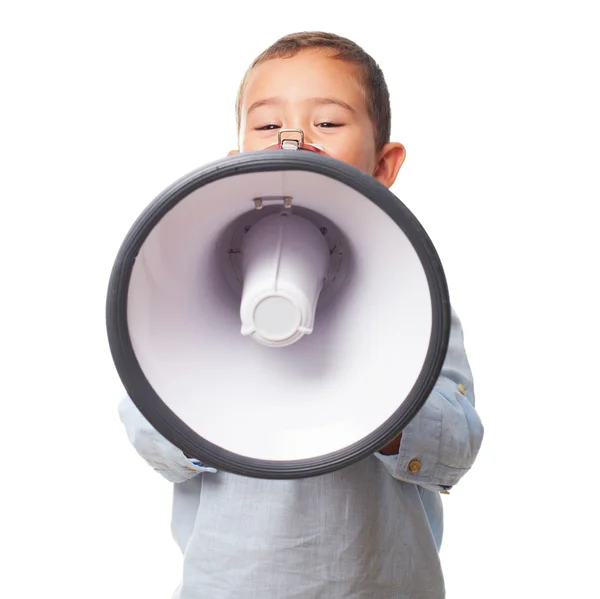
[235,31,391,150]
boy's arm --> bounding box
[375,307,484,493]
[118,395,216,483]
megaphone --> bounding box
[106,129,450,479]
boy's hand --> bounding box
[379,433,402,455]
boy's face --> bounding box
[233,49,405,189]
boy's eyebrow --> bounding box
[311,97,356,113]
[247,97,283,114]
[246,96,356,115]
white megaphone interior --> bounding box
[127,168,432,461]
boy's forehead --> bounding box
[240,49,366,111]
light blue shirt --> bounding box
[118,308,484,598]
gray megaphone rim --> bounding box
[106,149,451,479]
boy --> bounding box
[118,32,484,598]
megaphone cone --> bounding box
[106,140,450,479]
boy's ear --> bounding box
[373,143,406,188]
[227,149,240,156]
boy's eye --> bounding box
[255,124,280,131]
[254,122,343,131]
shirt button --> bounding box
[408,459,421,473]
[458,383,466,395]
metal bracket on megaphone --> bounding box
[253,195,293,211]
[278,128,304,150]
[272,129,326,154]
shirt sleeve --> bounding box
[118,395,216,484]
[374,307,484,493]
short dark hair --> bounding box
[235,31,391,150]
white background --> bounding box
[1,1,598,597]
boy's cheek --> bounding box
[327,146,377,175]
